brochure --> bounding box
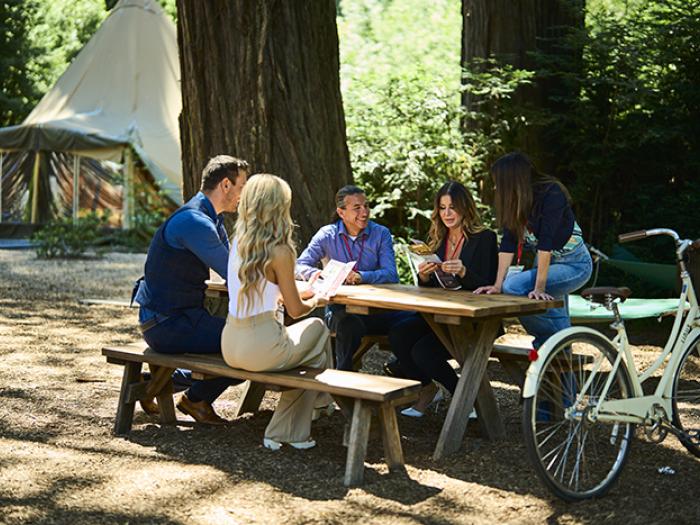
[311,259,357,298]
[407,241,462,291]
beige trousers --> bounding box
[221,311,333,442]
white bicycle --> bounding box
[521,228,700,501]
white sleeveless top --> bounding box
[227,239,282,319]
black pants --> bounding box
[388,313,458,393]
[325,305,413,371]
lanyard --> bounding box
[341,234,365,271]
[446,234,464,261]
[517,241,523,265]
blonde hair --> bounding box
[234,174,295,314]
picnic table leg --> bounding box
[432,318,501,460]
[115,361,142,435]
[234,381,266,417]
[473,371,505,440]
[378,402,405,472]
[344,398,372,486]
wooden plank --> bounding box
[378,403,405,471]
[433,314,461,326]
[330,284,562,319]
[433,318,501,460]
[344,399,372,486]
[145,365,175,398]
[115,362,142,435]
[102,346,420,403]
[156,383,176,424]
[346,304,370,315]
[473,372,505,440]
[234,381,267,417]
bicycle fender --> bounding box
[522,326,614,399]
[681,327,700,355]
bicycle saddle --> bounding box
[580,286,632,304]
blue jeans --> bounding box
[325,304,414,371]
[502,242,592,348]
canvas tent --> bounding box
[0,0,182,228]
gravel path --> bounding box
[0,249,697,524]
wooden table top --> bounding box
[207,281,562,319]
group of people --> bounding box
[132,151,592,450]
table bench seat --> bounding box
[102,342,420,486]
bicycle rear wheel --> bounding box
[522,332,634,501]
[672,334,700,457]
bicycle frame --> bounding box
[523,230,700,426]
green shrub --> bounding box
[33,211,108,259]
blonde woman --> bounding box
[221,174,333,450]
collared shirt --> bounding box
[136,192,229,322]
[296,220,399,284]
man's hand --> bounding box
[345,271,362,285]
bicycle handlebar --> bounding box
[618,230,647,243]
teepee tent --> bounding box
[0,0,182,228]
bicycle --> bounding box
[521,228,700,501]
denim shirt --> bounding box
[295,220,399,284]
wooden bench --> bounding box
[351,336,590,393]
[102,342,420,486]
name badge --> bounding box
[507,265,524,277]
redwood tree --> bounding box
[461,0,584,170]
[176,0,352,243]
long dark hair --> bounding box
[428,181,484,251]
[490,152,571,242]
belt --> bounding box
[139,313,170,334]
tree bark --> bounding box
[177,0,352,243]
[461,0,584,170]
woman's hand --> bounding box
[441,259,465,278]
[528,288,554,301]
[298,271,320,299]
[417,261,438,282]
[473,284,501,295]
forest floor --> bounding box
[0,249,697,525]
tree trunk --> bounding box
[461,0,584,170]
[176,0,352,243]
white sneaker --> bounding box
[400,407,425,418]
[263,437,317,451]
[469,408,477,420]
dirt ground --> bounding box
[0,249,698,525]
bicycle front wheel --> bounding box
[522,332,634,501]
[672,334,700,457]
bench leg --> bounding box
[115,362,142,435]
[234,381,266,417]
[344,399,372,486]
[378,403,405,472]
[156,382,176,424]
[497,356,527,389]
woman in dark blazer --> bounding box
[389,181,497,417]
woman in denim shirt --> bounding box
[475,152,593,355]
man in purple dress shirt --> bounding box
[296,185,409,371]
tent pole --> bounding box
[72,154,81,225]
[31,151,41,224]
[0,152,4,223]
[123,148,133,229]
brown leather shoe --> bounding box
[176,394,227,425]
[139,397,159,415]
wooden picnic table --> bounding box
[206,280,561,460]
